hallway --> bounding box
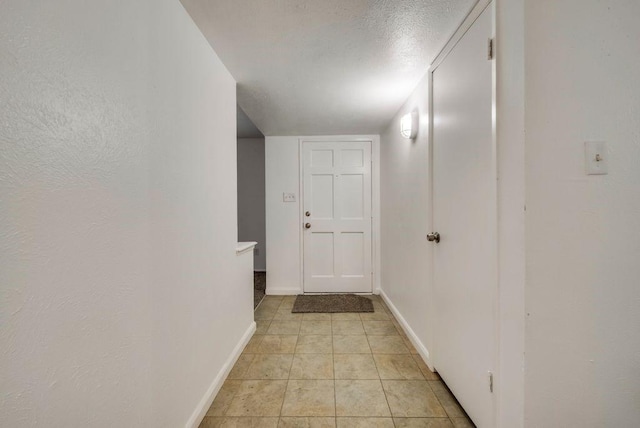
[3,1,640,426]
[200,295,473,427]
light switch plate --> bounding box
[585,141,608,175]
[283,192,296,202]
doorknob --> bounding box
[305,223,311,229]
[427,232,440,243]
[305,211,311,217]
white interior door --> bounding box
[302,141,372,293]
[431,4,496,427]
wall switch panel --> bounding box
[585,141,608,175]
[283,192,296,202]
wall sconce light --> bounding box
[400,110,418,139]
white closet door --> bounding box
[432,4,496,427]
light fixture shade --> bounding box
[400,110,418,139]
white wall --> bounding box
[265,137,303,294]
[524,1,640,426]
[0,1,253,427]
[265,136,380,295]
[237,138,266,270]
[379,74,434,364]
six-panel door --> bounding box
[302,141,372,293]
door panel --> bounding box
[311,175,334,219]
[341,175,364,219]
[303,141,372,293]
[341,232,365,276]
[432,4,496,427]
[341,149,364,167]
[311,149,334,167]
[309,233,334,276]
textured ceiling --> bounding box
[237,105,264,138]
[182,0,477,136]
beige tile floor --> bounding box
[201,295,476,428]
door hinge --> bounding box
[488,371,494,393]
[487,38,494,60]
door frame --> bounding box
[298,135,381,295]
[427,0,499,424]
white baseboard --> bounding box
[185,321,256,428]
[266,287,301,296]
[379,289,436,372]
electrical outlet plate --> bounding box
[283,192,296,202]
[585,141,608,175]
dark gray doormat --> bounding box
[292,294,374,313]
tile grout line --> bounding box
[332,318,338,426]
[427,379,461,425]
[374,332,396,427]
[277,326,297,422]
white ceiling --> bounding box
[181,0,476,136]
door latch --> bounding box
[427,232,440,243]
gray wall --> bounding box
[237,138,266,270]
